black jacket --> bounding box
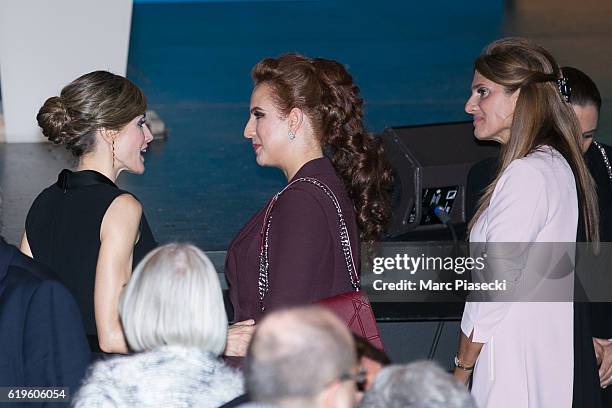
[0,238,90,405]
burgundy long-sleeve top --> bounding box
[225,157,360,322]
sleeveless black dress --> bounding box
[25,169,157,342]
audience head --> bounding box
[245,53,392,242]
[353,334,390,391]
[119,243,227,355]
[360,361,477,408]
[37,71,152,175]
[561,66,601,152]
[245,306,358,408]
[466,37,599,246]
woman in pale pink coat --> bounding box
[454,38,600,408]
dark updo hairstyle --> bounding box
[252,53,393,242]
[37,71,147,157]
[561,66,602,112]
[469,38,599,247]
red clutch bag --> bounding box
[316,290,384,351]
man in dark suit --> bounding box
[0,237,90,405]
[561,66,612,406]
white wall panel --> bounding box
[0,0,133,142]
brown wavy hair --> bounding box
[469,38,599,247]
[37,71,147,157]
[251,53,393,242]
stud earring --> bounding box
[288,130,296,140]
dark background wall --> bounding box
[1,0,610,252]
[123,0,505,250]
[1,0,610,366]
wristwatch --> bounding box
[454,355,475,371]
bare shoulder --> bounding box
[106,193,143,218]
[101,194,142,238]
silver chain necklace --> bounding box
[592,140,612,182]
[258,177,359,312]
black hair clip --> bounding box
[557,77,571,103]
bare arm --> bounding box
[20,232,33,258]
[454,330,484,385]
[95,194,142,354]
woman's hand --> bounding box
[225,319,256,357]
[453,368,473,386]
[594,338,612,388]
[454,331,482,387]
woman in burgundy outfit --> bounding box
[225,54,392,324]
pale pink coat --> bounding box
[462,147,576,408]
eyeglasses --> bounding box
[338,370,368,391]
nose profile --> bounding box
[244,117,255,139]
[144,124,154,143]
[465,95,477,115]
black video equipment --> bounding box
[380,121,498,239]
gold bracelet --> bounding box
[454,355,474,371]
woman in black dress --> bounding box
[21,71,157,354]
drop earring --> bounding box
[112,138,116,167]
[288,130,296,141]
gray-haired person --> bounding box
[360,361,476,408]
[73,243,244,407]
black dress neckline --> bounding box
[56,169,117,190]
[28,168,157,340]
